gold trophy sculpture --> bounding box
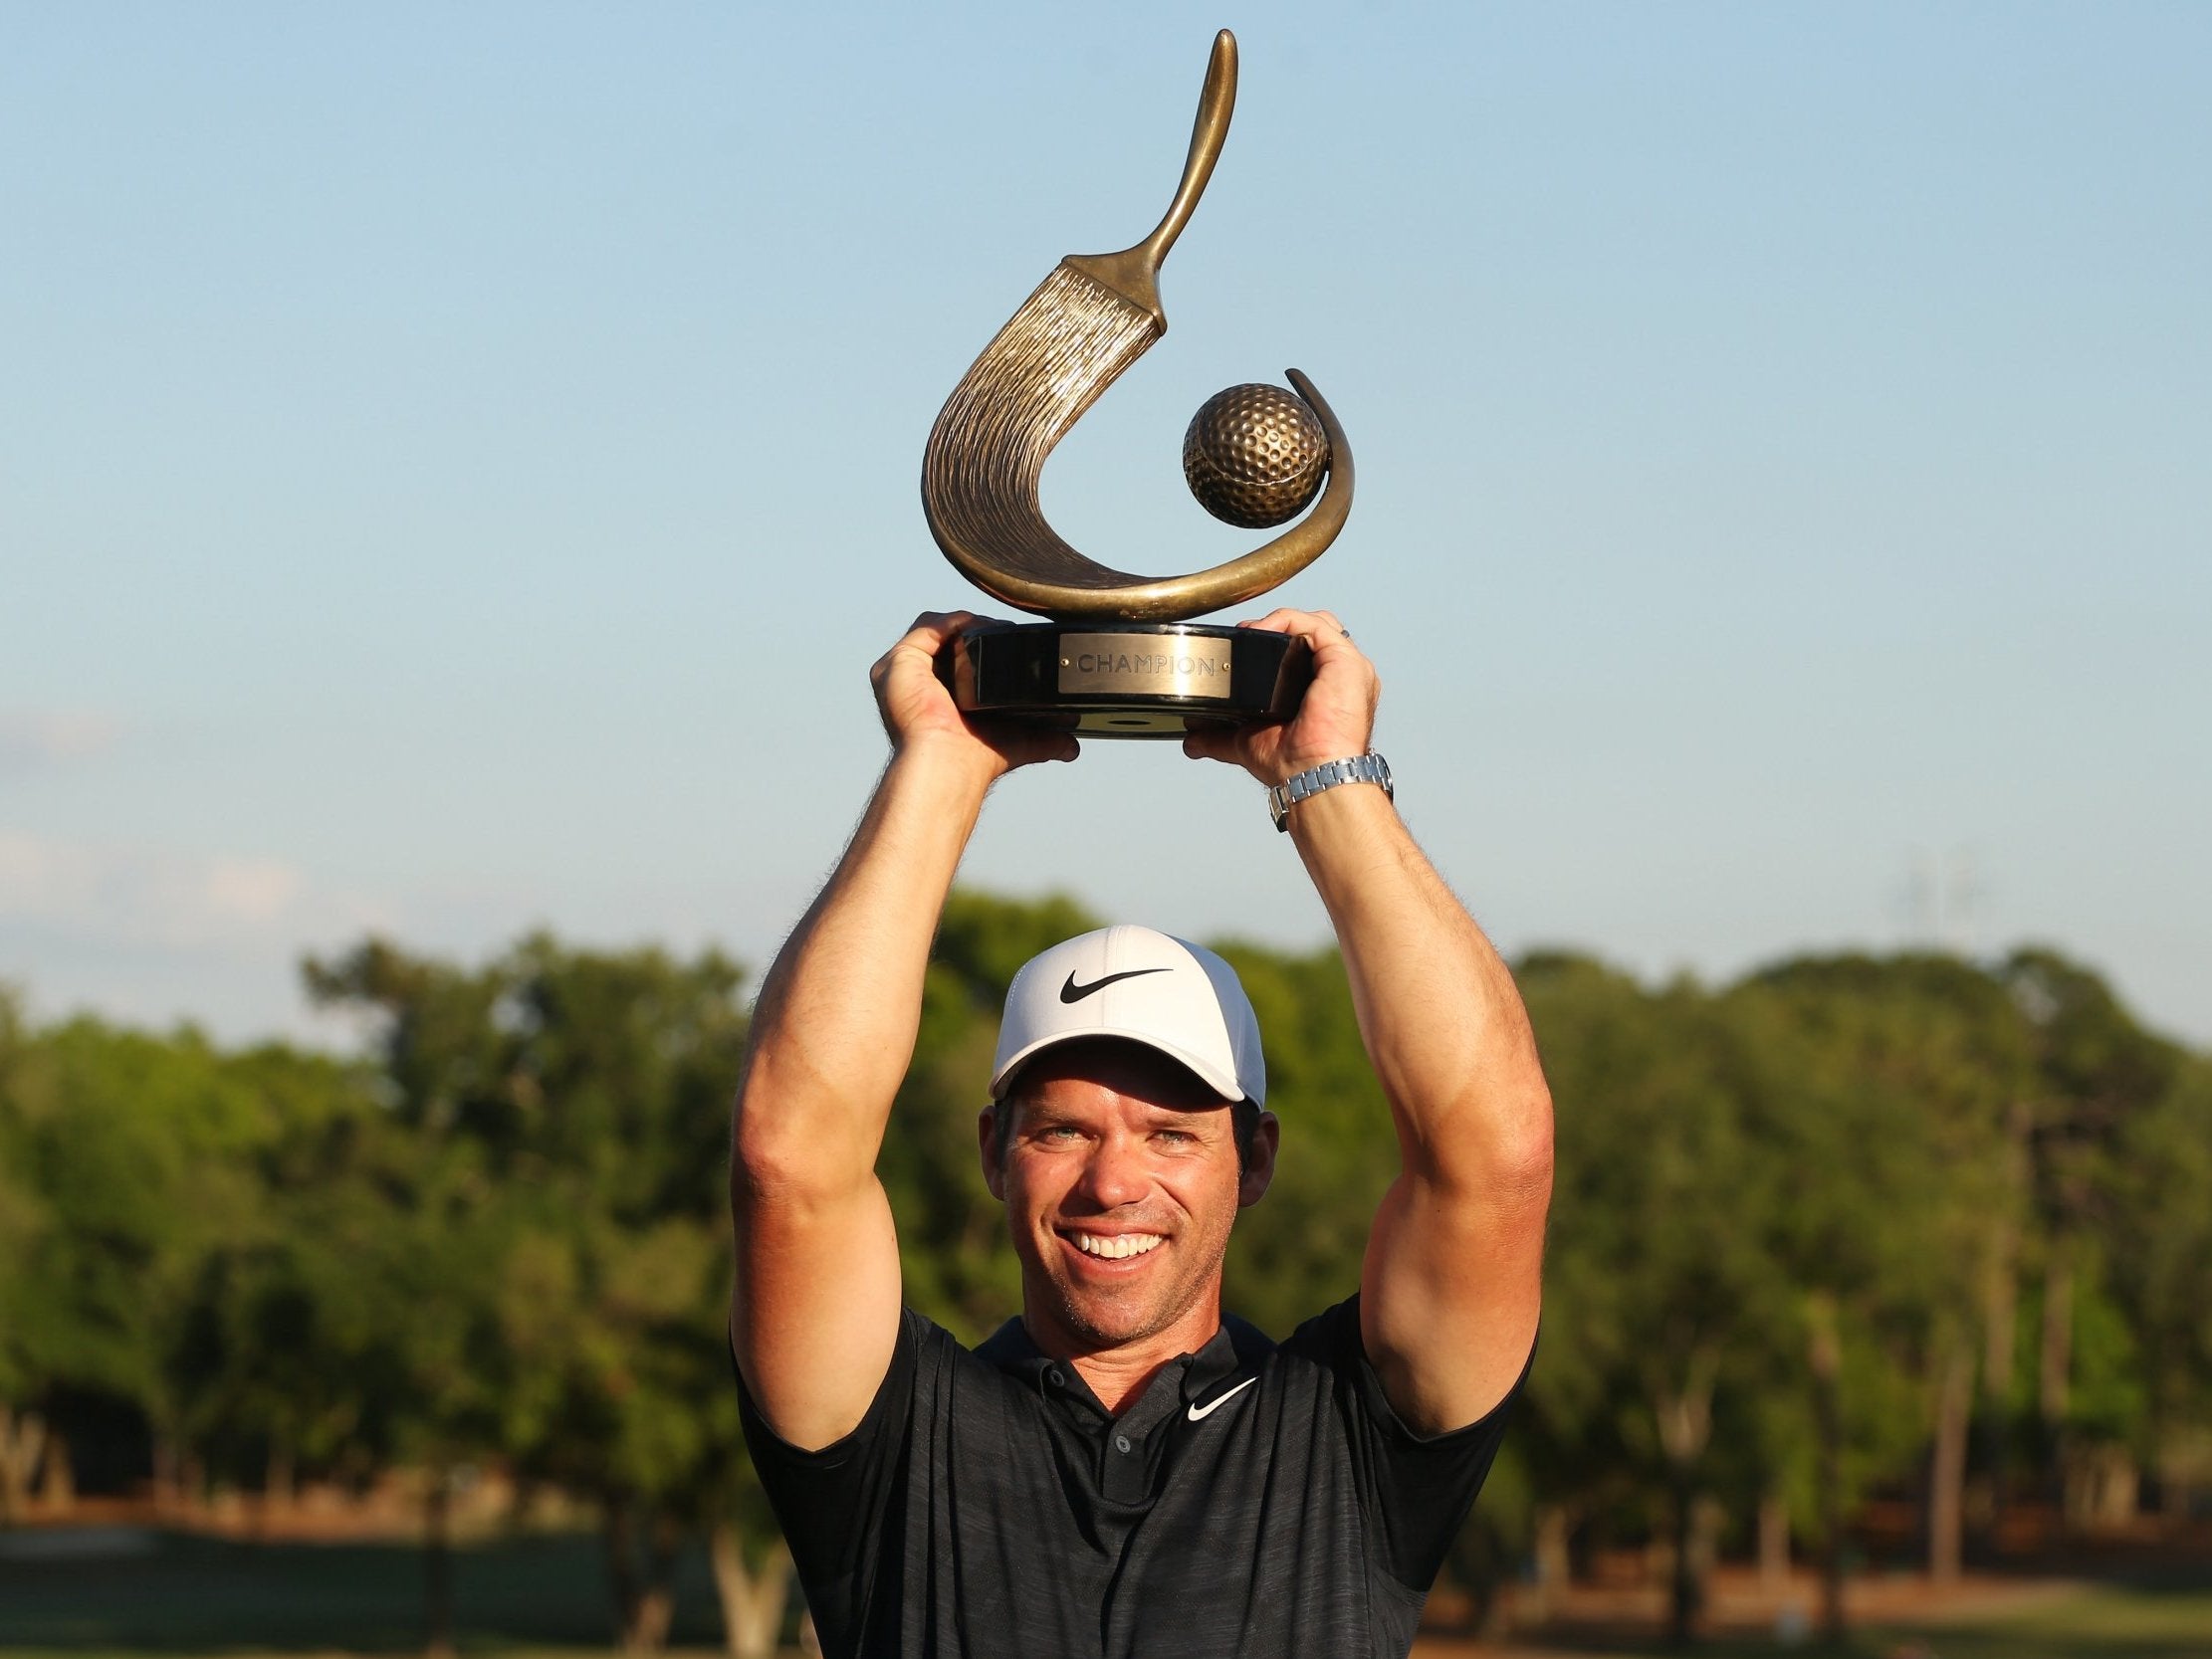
[923,29,1354,738]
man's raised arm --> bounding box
[1186,608,1552,1434]
[731,612,1074,1450]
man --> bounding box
[731,607,1552,1658]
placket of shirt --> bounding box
[1097,1362,1191,1505]
[1033,1362,1134,1509]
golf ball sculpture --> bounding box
[1184,382,1332,529]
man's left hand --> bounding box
[1181,608,1379,786]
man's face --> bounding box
[981,1038,1275,1354]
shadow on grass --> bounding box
[0,1530,724,1654]
[1901,1580,2212,1659]
[1495,1582,2212,1659]
[9,1534,2210,1659]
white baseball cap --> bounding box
[990,925,1267,1105]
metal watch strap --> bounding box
[1268,752,1394,831]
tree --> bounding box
[1214,937,1399,1341]
[161,1045,389,1511]
[0,988,55,1522]
[309,932,773,1655]
[0,1017,301,1511]
[1999,948,2185,1525]
[1519,954,1798,1642]
[1742,953,2033,1612]
[2096,1051,2212,1525]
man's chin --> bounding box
[1045,1280,1173,1350]
[1019,1236,1224,1351]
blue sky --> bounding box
[4,2,2207,1045]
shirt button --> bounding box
[1046,1367,1065,1388]
[1114,1434,1133,1454]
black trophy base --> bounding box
[940,621,1312,739]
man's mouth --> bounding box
[1063,1230,1165,1261]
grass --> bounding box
[1468,1572,2212,1659]
[2,1530,2207,1658]
[0,1529,727,1654]
[1880,1579,2212,1658]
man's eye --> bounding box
[1154,1130,1196,1146]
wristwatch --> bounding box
[1267,752,1393,831]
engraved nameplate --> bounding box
[1057,634,1234,699]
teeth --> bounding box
[1073,1232,1163,1260]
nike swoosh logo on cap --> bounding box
[1186,1376,1257,1422]
[1059,967,1172,1004]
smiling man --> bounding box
[730,609,1552,1659]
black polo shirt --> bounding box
[737,1295,1525,1658]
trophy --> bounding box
[923,30,1354,739]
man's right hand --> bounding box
[870,611,1078,773]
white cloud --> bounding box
[0,710,121,771]
[0,832,376,950]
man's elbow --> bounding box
[730,1073,875,1216]
[1419,1080,1553,1209]
[1496,1078,1554,1192]
[1492,1110,1554,1213]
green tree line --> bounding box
[2,895,2207,1650]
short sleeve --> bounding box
[734,1307,923,1642]
[1279,1295,1532,1592]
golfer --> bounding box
[731,608,1552,1658]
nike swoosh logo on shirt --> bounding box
[1059,967,1172,1004]
[1186,1376,1257,1422]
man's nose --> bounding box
[1074,1135,1148,1210]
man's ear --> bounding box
[1238,1111,1280,1208]
[978,1103,1006,1201]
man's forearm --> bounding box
[1285,781,1551,1185]
[735,737,997,1191]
